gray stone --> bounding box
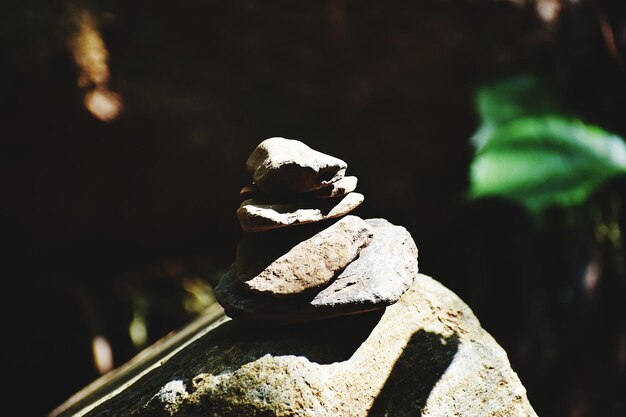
[312,218,417,307]
[77,274,538,417]
[246,137,347,194]
[216,218,418,322]
[237,215,373,296]
[237,192,364,232]
[235,220,328,281]
[310,175,358,198]
[235,220,326,284]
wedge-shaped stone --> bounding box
[236,221,328,283]
[216,218,418,322]
[237,215,373,296]
[237,192,364,232]
[246,137,347,194]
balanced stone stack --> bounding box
[216,137,418,323]
[51,137,538,417]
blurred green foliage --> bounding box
[470,75,626,212]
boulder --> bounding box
[237,192,364,232]
[236,215,373,296]
[246,137,347,194]
[75,274,538,417]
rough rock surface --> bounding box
[237,215,373,296]
[234,220,328,282]
[237,192,364,232]
[79,274,538,417]
[310,175,358,198]
[312,218,417,306]
[246,137,347,194]
[216,218,419,322]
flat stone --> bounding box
[78,274,538,417]
[237,215,373,297]
[235,218,354,279]
[237,192,364,232]
[310,176,358,198]
[215,218,418,322]
[235,221,330,283]
[312,218,417,307]
[246,137,347,194]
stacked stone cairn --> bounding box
[215,137,419,323]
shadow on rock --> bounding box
[85,309,386,416]
[367,330,459,417]
[201,308,386,366]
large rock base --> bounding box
[61,274,538,417]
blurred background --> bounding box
[2,0,626,416]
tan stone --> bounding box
[239,176,358,203]
[218,218,418,322]
[237,192,364,232]
[237,215,373,296]
[246,137,347,194]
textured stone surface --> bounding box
[310,175,358,198]
[216,218,418,322]
[237,215,373,296]
[237,192,364,232]
[246,137,347,194]
[78,274,538,417]
[234,220,328,283]
[312,218,417,307]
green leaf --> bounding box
[472,75,563,150]
[469,116,626,212]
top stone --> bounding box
[246,137,348,194]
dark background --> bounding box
[2,1,626,416]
